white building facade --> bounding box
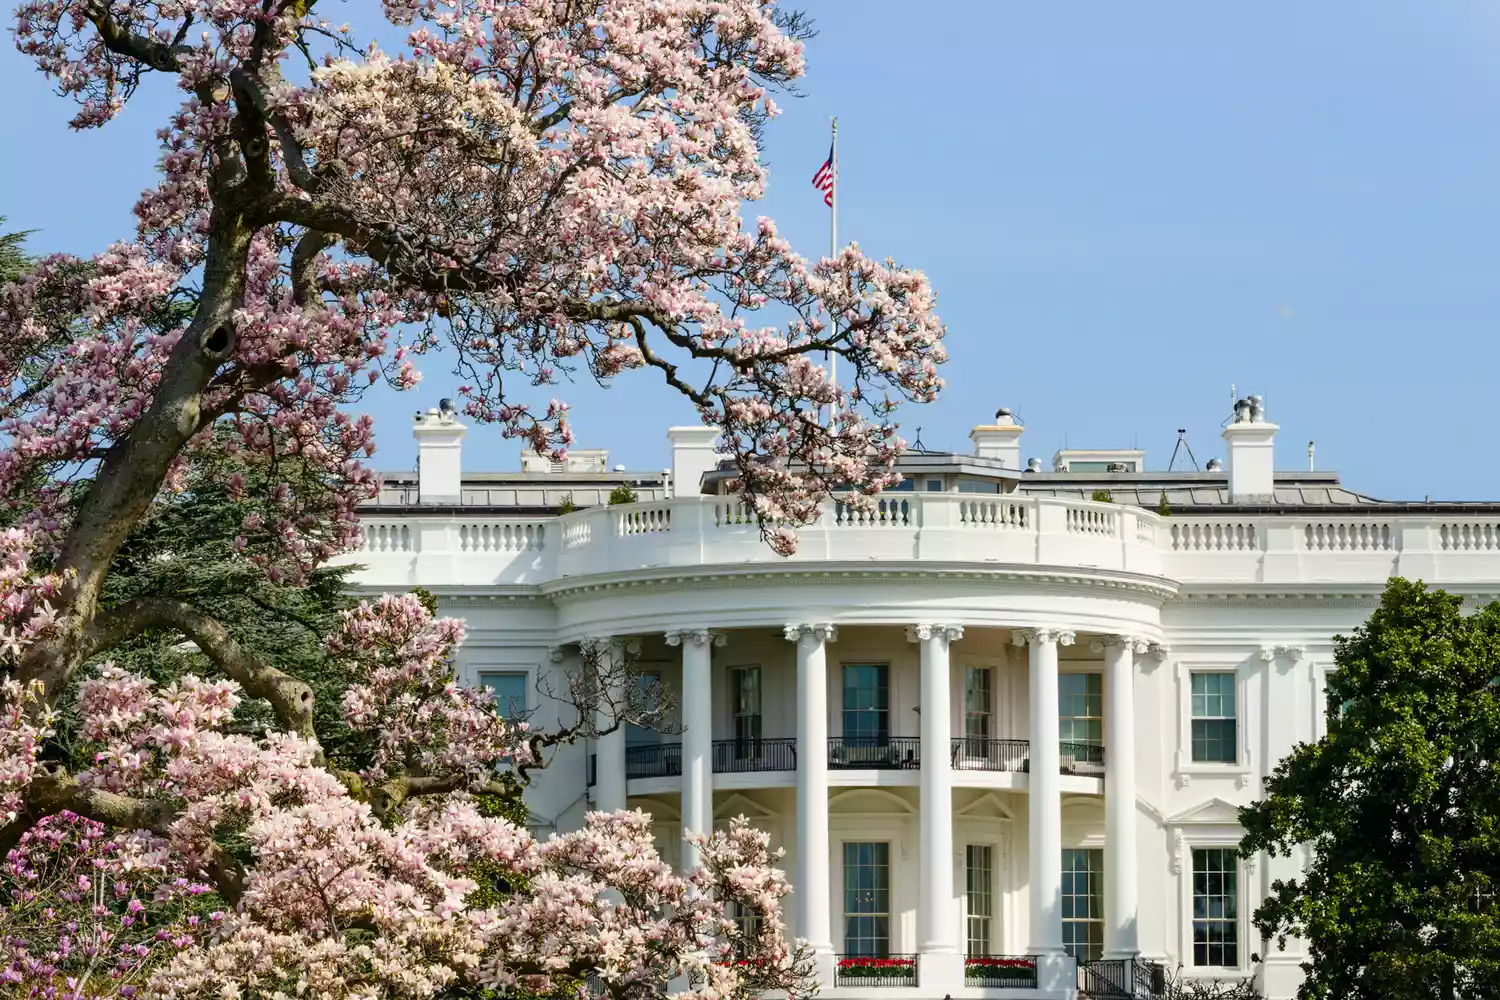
[343,403,1500,1000]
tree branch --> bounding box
[86,597,317,740]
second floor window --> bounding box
[1191,672,1237,763]
[842,664,890,745]
[843,841,891,957]
[964,667,992,742]
[628,670,663,746]
[480,671,529,720]
[731,666,762,752]
[1059,673,1103,746]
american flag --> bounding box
[811,144,834,206]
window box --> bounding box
[964,956,1038,989]
[834,955,917,987]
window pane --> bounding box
[1192,849,1239,967]
[1061,848,1104,964]
[731,667,763,749]
[627,671,662,746]
[481,672,528,719]
[965,668,992,741]
[844,842,891,957]
[1190,673,1238,763]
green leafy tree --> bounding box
[1240,578,1500,1000]
[609,484,639,505]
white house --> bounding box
[342,399,1500,1000]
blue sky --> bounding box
[5,1,1500,498]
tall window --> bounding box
[1059,674,1103,745]
[964,667,992,743]
[965,845,993,955]
[627,670,663,746]
[842,664,890,745]
[1061,848,1104,963]
[1191,672,1238,763]
[727,900,762,955]
[843,842,890,957]
[1192,848,1239,967]
[730,666,762,758]
[480,671,529,720]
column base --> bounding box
[916,950,963,990]
[809,951,837,995]
[1256,956,1308,1000]
[1034,952,1077,995]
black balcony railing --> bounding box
[712,738,797,772]
[1060,740,1107,775]
[828,736,921,769]
[626,743,682,779]
[965,955,1039,989]
[951,737,1031,772]
[834,954,918,987]
[1078,958,1167,999]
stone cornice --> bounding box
[539,562,1179,604]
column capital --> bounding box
[784,622,838,643]
[547,646,567,663]
[1089,634,1152,654]
[665,629,727,648]
[1015,627,1075,647]
[1146,642,1172,662]
[905,623,964,643]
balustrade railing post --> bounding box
[1397,517,1440,580]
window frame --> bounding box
[1058,671,1104,747]
[965,844,994,956]
[964,666,993,743]
[627,668,665,747]
[841,840,892,958]
[841,663,891,745]
[729,665,763,755]
[1189,847,1240,969]
[1173,661,1253,784]
[1172,824,1253,977]
[1061,846,1105,964]
[478,669,532,720]
[1189,671,1238,764]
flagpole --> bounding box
[829,116,839,422]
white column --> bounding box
[1020,627,1073,957]
[1099,635,1144,958]
[786,623,835,968]
[911,623,963,989]
[587,636,631,815]
[668,629,722,871]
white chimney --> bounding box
[1221,394,1276,502]
[969,408,1024,470]
[667,425,722,497]
[413,399,466,504]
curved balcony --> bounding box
[610,737,1105,785]
[345,493,1163,589]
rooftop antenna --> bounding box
[911,426,926,451]
[1167,428,1201,472]
[1308,440,1315,472]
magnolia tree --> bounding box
[0,0,947,994]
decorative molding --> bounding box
[1016,627,1078,647]
[664,629,727,648]
[1090,634,1153,654]
[579,635,642,657]
[1244,852,1258,877]
[1171,829,1186,874]
[1257,646,1278,662]
[547,646,566,663]
[783,622,838,643]
[905,623,964,643]
[1275,643,1305,661]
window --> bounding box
[731,666,762,757]
[888,478,915,492]
[1192,848,1238,967]
[958,478,1001,494]
[480,671,529,719]
[965,845,993,955]
[1191,672,1238,763]
[1062,848,1104,963]
[843,842,890,957]
[925,478,944,492]
[627,670,663,746]
[727,900,763,953]
[965,667,992,747]
[1059,674,1103,745]
[842,664,890,746]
